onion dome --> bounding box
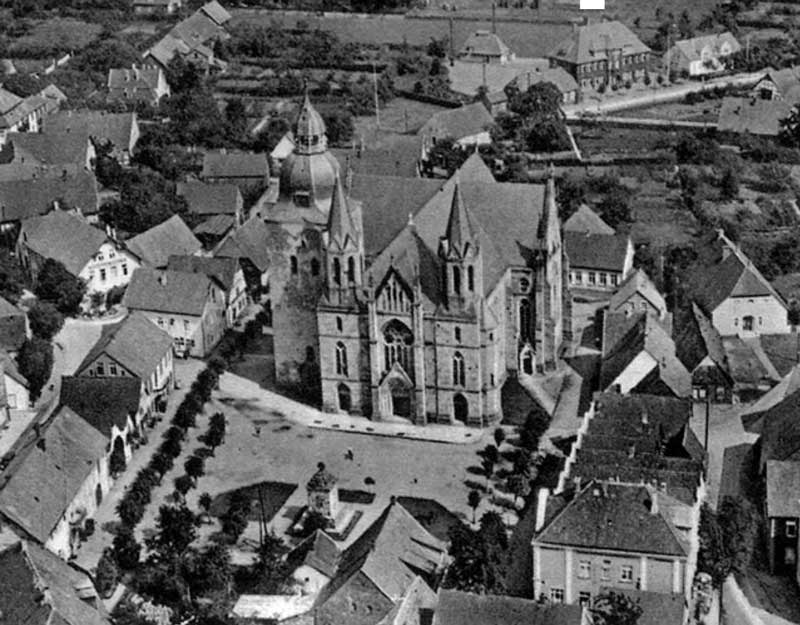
[295,94,328,155]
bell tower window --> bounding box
[347,257,356,283]
[452,266,461,295]
[467,266,475,292]
[333,258,341,285]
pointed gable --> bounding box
[456,152,495,185]
[443,180,478,258]
[327,174,358,251]
[564,204,615,235]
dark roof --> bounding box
[167,254,239,290]
[0,351,28,388]
[123,266,213,316]
[193,213,235,238]
[759,388,800,469]
[591,393,693,442]
[434,590,581,625]
[674,302,729,373]
[418,102,494,140]
[9,130,91,168]
[214,215,275,272]
[19,211,107,276]
[742,365,800,433]
[0,296,26,352]
[608,268,666,316]
[0,407,108,543]
[718,97,793,136]
[299,530,340,577]
[759,333,800,377]
[0,541,110,625]
[46,111,137,153]
[564,204,615,235]
[458,30,512,57]
[125,215,202,268]
[331,135,423,178]
[766,460,800,518]
[201,151,269,179]
[565,231,629,272]
[177,180,242,216]
[0,172,99,222]
[549,20,650,65]
[536,481,689,557]
[59,376,141,438]
[108,66,161,93]
[75,312,173,380]
[598,588,685,625]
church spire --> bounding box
[294,93,327,154]
[444,178,477,258]
[327,174,357,250]
[539,163,558,243]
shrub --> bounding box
[27,301,64,341]
[159,436,182,459]
[222,490,251,540]
[105,284,126,309]
[116,495,143,527]
[184,454,205,483]
[174,474,193,498]
[96,549,119,597]
[112,528,141,570]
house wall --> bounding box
[139,307,219,358]
[79,243,138,294]
[316,571,395,625]
[224,266,249,327]
[569,267,623,291]
[769,516,799,574]
[533,543,687,604]
[5,373,30,409]
[554,52,651,90]
[712,296,790,337]
[610,292,665,319]
[607,350,657,393]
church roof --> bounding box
[295,94,327,148]
[327,174,358,250]
[443,180,478,258]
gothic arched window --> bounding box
[338,383,352,412]
[332,258,341,285]
[347,257,356,283]
[519,298,532,341]
[310,258,320,277]
[290,255,298,275]
[467,265,475,292]
[453,266,461,294]
[383,320,413,373]
[452,351,465,386]
[335,342,348,376]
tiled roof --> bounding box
[759,333,800,377]
[418,102,494,140]
[535,481,689,557]
[549,20,651,65]
[672,32,741,62]
[0,172,99,222]
[299,529,340,577]
[564,204,615,235]
[0,296,26,352]
[459,30,512,58]
[177,180,242,216]
[214,215,275,272]
[167,254,239,290]
[193,213,235,238]
[0,407,108,543]
[674,302,729,373]
[434,589,581,625]
[108,66,161,92]
[123,266,213,316]
[766,460,800,518]
[717,97,793,136]
[0,541,110,625]
[759,388,800,469]
[598,588,684,625]
[761,66,800,100]
[171,11,224,49]
[742,364,800,433]
[19,211,107,276]
[75,311,173,381]
[200,0,232,24]
[448,58,550,97]
[0,87,23,114]
[125,215,202,268]
[201,151,269,179]
[521,66,579,94]
[608,268,666,316]
[9,130,91,168]
[59,376,141,438]
[722,335,779,388]
[331,135,423,178]
[46,111,137,154]
[565,231,629,272]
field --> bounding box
[616,100,724,123]
[571,125,680,155]
[7,18,102,57]
[353,96,447,137]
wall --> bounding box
[318,308,369,414]
[224,266,249,327]
[712,296,790,337]
[5,373,29,409]
[79,243,138,294]
[569,267,622,291]
[607,350,657,393]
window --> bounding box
[111,265,118,277]
[452,352,465,386]
[310,258,320,277]
[122,263,128,276]
[383,320,412,373]
[578,560,591,579]
[519,299,532,341]
[488,332,494,341]
[620,565,634,582]
[333,258,341,285]
[347,257,356,283]
[109,250,115,259]
[787,520,798,538]
[743,315,754,331]
[579,592,592,607]
[610,274,619,286]
[454,327,461,343]
[96,363,105,376]
[336,317,343,332]
[550,588,564,603]
[335,342,348,376]
[588,272,596,285]
[100,268,107,282]
[110,364,117,376]
[290,256,298,275]
[170,318,175,326]
[453,266,461,294]
[599,272,607,286]
[601,560,611,580]
[467,265,474,292]
[338,384,351,411]
[183,320,189,333]
[97,254,104,261]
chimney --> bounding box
[534,487,549,532]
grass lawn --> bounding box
[354,97,448,136]
[396,496,461,543]
[8,18,102,56]
[616,99,724,123]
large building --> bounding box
[263,96,571,426]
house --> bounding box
[600,313,691,398]
[108,65,171,106]
[290,499,448,625]
[693,231,790,337]
[720,334,781,402]
[0,406,111,558]
[201,150,270,191]
[0,540,110,625]
[717,97,793,137]
[0,295,28,353]
[74,311,175,422]
[598,588,686,625]
[433,589,581,625]
[0,351,30,411]
[674,303,734,403]
[0,84,65,143]
[0,171,100,227]
[194,213,236,250]
[418,103,494,158]
[664,32,741,77]
[122,267,226,357]
[608,268,668,320]
[125,214,202,268]
[765,460,800,576]
[46,110,140,165]
[177,180,245,225]
[548,20,652,91]
[166,255,248,327]
[59,375,142,466]
[7,129,95,171]
[132,0,182,15]
[459,30,515,64]
[532,481,696,610]
[741,364,800,433]
[752,66,800,102]
[757,386,800,472]
[564,205,633,295]
[17,211,138,299]
[214,215,275,294]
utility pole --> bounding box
[372,61,380,130]
[704,386,710,479]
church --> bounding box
[261,96,572,427]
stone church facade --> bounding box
[264,96,571,426]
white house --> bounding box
[418,102,494,160]
[0,352,30,412]
[16,211,138,302]
[665,32,741,77]
[695,231,790,338]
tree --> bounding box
[34,259,86,315]
[720,166,740,200]
[16,337,53,401]
[518,405,550,451]
[468,489,481,524]
[147,505,198,558]
[598,187,632,228]
[191,542,233,597]
[512,448,533,478]
[204,424,224,451]
[27,301,64,341]
[591,591,643,625]
[150,451,173,481]
[493,427,505,449]
[697,496,757,587]
[500,82,571,153]
[507,474,530,506]
[199,492,213,520]
[110,441,127,477]
[444,517,507,594]
[483,444,499,466]
[225,98,248,142]
[184,454,205,484]
[322,109,354,145]
[117,495,143,528]
[112,528,141,570]
[174,474,193,500]
[423,136,470,177]
[160,436,182,459]
[100,168,189,233]
[0,248,25,302]
[96,549,120,597]
[781,104,800,148]
[222,490,252,540]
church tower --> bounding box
[438,180,483,310]
[324,173,364,303]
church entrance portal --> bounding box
[453,393,468,423]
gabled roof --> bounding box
[418,102,494,141]
[564,203,615,235]
[122,266,213,316]
[761,66,800,99]
[458,30,512,58]
[742,364,800,433]
[0,87,22,114]
[9,130,91,168]
[201,150,269,179]
[214,215,275,272]
[694,233,786,314]
[19,211,107,276]
[608,268,666,316]
[766,460,800,518]
[0,351,28,388]
[75,311,173,380]
[717,97,793,136]
[47,110,137,153]
[565,231,629,272]
[59,376,141,438]
[125,215,202,268]
[759,388,800,469]
[674,302,728,373]
[456,152,495,184]
[199,0,231,24]
[167,254,239,291]
[108,66,162,92]
[434,590,581,625]
[0,541,110,625]
[671,32,740,62]
[0,172,99,222]
[0,296,26,352]
[177,180,242,216]
[598,588,685,625]
[193,213,235,238]
[0,406,108,543]
[549,20,651,65]
[535,481,689,557]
